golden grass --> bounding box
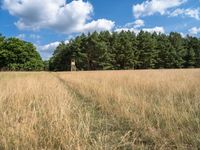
[0,69,200,149]
[0,72,101,149]
[58,69,200,149]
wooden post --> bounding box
[71,59,76,71]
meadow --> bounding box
[0,69,200,149]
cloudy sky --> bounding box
[1,0,200,59]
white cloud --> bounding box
[134,19,145,28]
[189,27,200,35]
[16,33,41,41]
[3,0,115,33]
[36,44,58,60]
[81,19,115,33]
[133,0,187,18]
[36,40,68,60]
[180,32,186,38]
[115,28,140,34]
[38,42,60,52]
[115,26,165,34]
[125,19,145,28]
[116,19,145,33]
[143,26,165,33]
[170,8,200,20]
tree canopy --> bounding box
[0,34,44,71]
[49,31,200,71]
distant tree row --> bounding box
[0,34,44,71]
[49,31,200,71]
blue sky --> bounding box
[0,0,200,59]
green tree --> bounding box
[49,42,71,71]
[84,32,109,70]
[0,37,44,71]
[169,32,185,68]
[48,31,200,71]
[43,60,50,71]
[184,48,196,68]
[184,36,200,67]
[112,31,137,69]
[98,31,115,70]
[69,34,88,70]
[155,34,177,68]
[137,31,157,69]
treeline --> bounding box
[0,34,44,71]
[49,31,200,71]
[1,31,200,71]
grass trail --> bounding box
[53,73,142,149]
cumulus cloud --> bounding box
[81,19,115,33]
[38,42,61,52]
[133,0,187,18]
[115,28,140,34]
[3,0,115,33]
[143,26,165,33]
[36,40,68,60]
[125,19,145,28]
[170,8,200,20]
[115,19,146,33]
[115,26,165,34]
[37,41,60,59]
[16,33,40,41]
[180,32,186,37]
[189,27,200,35]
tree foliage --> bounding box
[0,34,44,71]
[47,31,200,71]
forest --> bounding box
[0,31,200,71]
[49,31,200,71]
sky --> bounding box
[0,0,200,60]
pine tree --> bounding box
[137,31,157,69]
[185,36,200,67]
[184,48,196,68]
[169,32,185,68]
[48,31,200,71]
[112,31,136,69]
[98,31,114,70]
[155,34,177,68]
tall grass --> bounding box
[58,69,200,149]
[0,70,200,149]
[0,72,100,149]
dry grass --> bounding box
[0,72,103,149]
[58,69,200,149]
[0,69,200,149]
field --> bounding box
[0,69,200,149]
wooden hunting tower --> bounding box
[71,58,76,71]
